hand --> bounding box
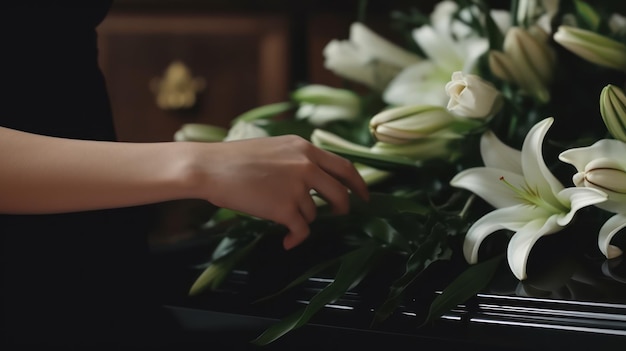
[188,135,369,249]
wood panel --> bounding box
[98,13,291,142]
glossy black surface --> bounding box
[153,228,626,350]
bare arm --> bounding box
[0,126,369,249]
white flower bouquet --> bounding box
[174,0,626,345]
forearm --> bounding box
[0,127,198,214]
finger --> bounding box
[299,191,318,223]
[282,215,310,250]
[307,167,351,216]
[313,149,370,202]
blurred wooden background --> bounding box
[98,0,438,143]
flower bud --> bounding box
[174,123,228,142]
[310,128,372,154]
[553,25,626,73]
[292,84,361,126]
[559,140,626,214]
[369,105,456,144]
[600,84,626,143]
[490,26,555,102]
[445,71,503,119]
[370,130,460,161]
[578,158,626,194]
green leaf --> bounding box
[257,119,316,139]
[347,192,431,217]
[421,254,504,327]
[373,223,451,323]
[573,0,600,31]
[231,101,295,125]
[362,217,411,251]
[251,244,381,345]
[321,143,423,171]
[253,257,341,303]
[188,234,263,295]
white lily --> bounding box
[559,139,626,258]
[383,1,491,107]
[322,22,422,91]
[450,117,607,280]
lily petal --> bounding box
[413,26,462,72]
[521,117,564,207]
[463,205,551,264]
[559,139,626,171]
[599,213,626,259]
[383,62,450,106]
[480,130,523,173]
[450,168,526,208]
[507,216,560,280]
[555,187,608,226]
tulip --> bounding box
[291,84,361,126]
[450,118,607,280]
[553,25,626,73]
[600,84,626,143]
[445,71,504,119]
[559,139,626,258]
[173,123,228,142]
[369,105,457,144]
[489,26,556,103]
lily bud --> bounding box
[174,123,228,142]
[559,140,626,215]
[370,130,461,161]
[369,105,456,144]
[310,128,372,154]
[292,84,361,126]
[490,26,556,102]
[553,25,626,73]
[577,157,626,194]
[600,84,626,143]
[445,71,503,119]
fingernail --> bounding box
[283,236,296,250]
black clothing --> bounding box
[0,2,176,345]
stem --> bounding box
[459,194,476,219]
[357,0,369,23]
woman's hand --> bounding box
[185,135,370,249]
